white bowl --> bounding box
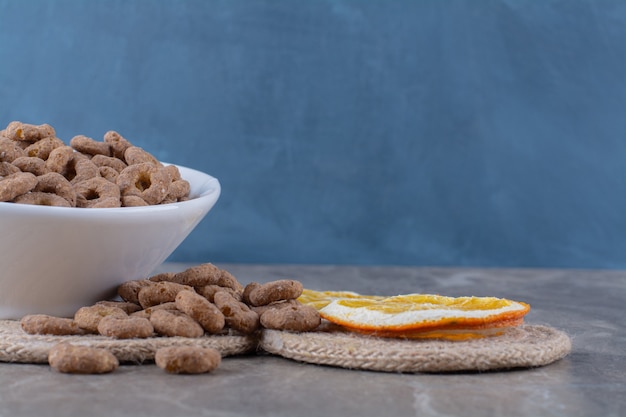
[0,164,220,319]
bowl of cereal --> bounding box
[0,122,221,319]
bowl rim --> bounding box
[0,162,220,216]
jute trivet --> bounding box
[0,319,257,364]
[259,324,572,373]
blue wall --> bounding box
[1,0,624,269]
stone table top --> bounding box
[1,263,624,417]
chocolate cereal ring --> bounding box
[13,191,72,207]
[121,195,149,207]
[48,343,118,374]
[0,171,38,202]
[70,135,111,157]
[34,172,77,207]
[0,161,20,176]
[124,146,161,166]
[74,177,121,208]
[103,130,133,160]
[0,137,26,162]
[117,162,169,205]
[45,146,92,183]
[3,121,55,142]
[23,136,65,160]
[97,315,154,339]
[70,158,100,184]
[11,156,48,176]
[91,154,128,173]
[98,166,119,183]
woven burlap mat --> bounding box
[0,319,257,364]
[259,323,572,373]
[1,319,571,373]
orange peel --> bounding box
[298,289,530,340]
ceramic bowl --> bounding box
[0,164,220,319]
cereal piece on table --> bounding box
[213,291,260,334]
[173,263,243,292]
[34,172,77,207]
[155,346,221,374]
[148,272,177,282]
[13,191,72,207]
[150,309,204,338]
[0,137,26,162]
[95,300,142,314]
[130,302,178,319]
[20,314,87,336]
[11,156,48,176]
[137,281,194,309]
[116,163,170,205]
[70,135,111,157]
[258,300,321,332]
[3,121,55,142]
[117,279,154,304]
[74,305,128,333]
[74,177,121,208]
[48,343,118,374]
[197,284,242,303]
[103,130,133,161]
[23,136,65,160]
[175,290,225,334]
[246,279,304,307]
[97,315,154,339]
[0,171,38,202]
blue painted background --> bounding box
[1,0,624,268]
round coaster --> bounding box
[259,324,572,373]
[0,319,258,364]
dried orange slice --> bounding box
[298,289,530,340]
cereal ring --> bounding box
[165,179,191,202]
[20,314,87,336]
[172,263,244,292]
[70,135,111,157]
[0,172,38,202]
[70,158,100,184]
[23,136,65,160]
[13,191,72,207]
[97,315,154,339]
[121,195,149,207]
[150,309,204,338]
[116,163,170,205]
[247,280,304,307]
[90,154,128,173]
[242,282,262,305]
[175,290,225,334]
[45,146,92,183]
[48,343,118,374]
[213,291,260,334]
[0,137,26,162]
[103,130,133,160]
[197,285,243,303]
[74,177,121,208]
[34,172,77,207]
[148,272,177,282]
[98,165,119,183]
[163,164,182,181]
[155,346,221,374]
[124,146,161,166]
[3,121,55,142]
[117,279,154,304]
[258,300,321,332]
[11,156,48,176]
[95,300,142,314]
[137,281,194,308]
[130,302,178,319]
[74,305,128,333]
[0,161,20,176]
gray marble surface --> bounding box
[1,263,624,417]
